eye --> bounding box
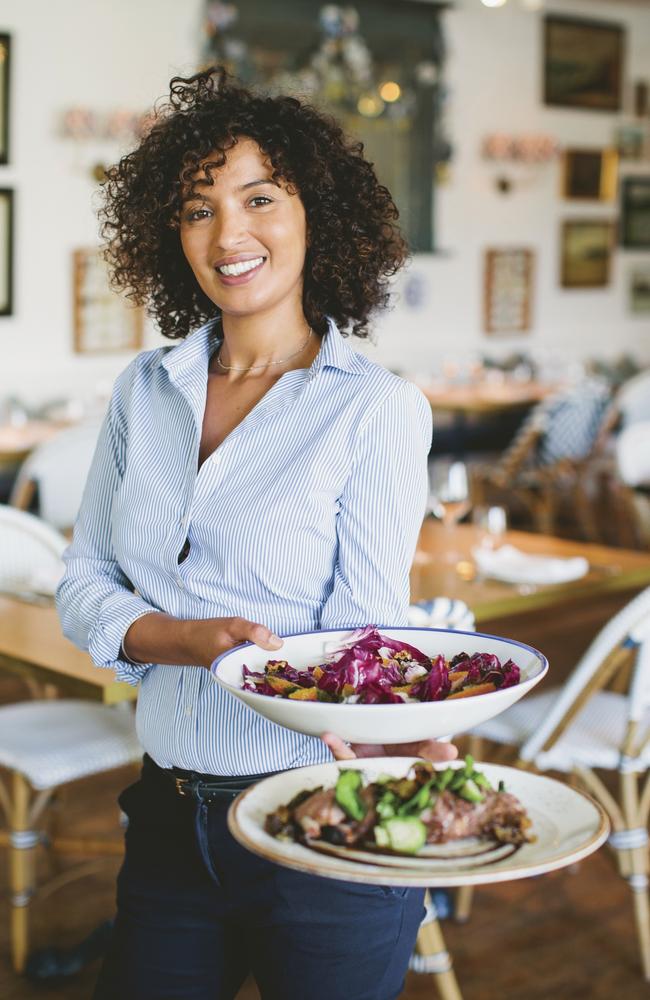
[249,195,273,207]
[185,207,211,222]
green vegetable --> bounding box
[436,767,455,791]
[457,779,485,804]
[335,770,367,822]
[397,778,436,816]
[498,780,506,793]
[464,754,475,774]
[450,770,468,791]
[377,791,399,820]
[379,817,427,854]
[474,772,493,791]
[374,825,390,848]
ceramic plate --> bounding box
[228,758,609,888]
[210,627,548,743]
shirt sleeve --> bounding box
[55,359,159,685]
[319,379,432,630]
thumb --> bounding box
[321,732,357,761]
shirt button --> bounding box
[176,577,184,589]
[185,705,192,717]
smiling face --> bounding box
[179,138,308,321]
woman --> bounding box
[57,67,456,1000]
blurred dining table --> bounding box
[417,379,554,417]
[412,520,650,681]
[0,595,135,703]
[0,420,67,464]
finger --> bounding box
[414,740,459,762]
[321,732,357,761]
[231,618,283,651]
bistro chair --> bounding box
[470,378,612,541]
[464,586,650,980]
[9,418,102,534]
[0,505,142,973]
[602,422,650,550]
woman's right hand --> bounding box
[122,612,284,668]
[183,616,284,668]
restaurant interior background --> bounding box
[1,1,650,999]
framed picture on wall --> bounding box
[0,189,13,315]
[561,148,618,201]
[629,267,650,314]
[483,248,534,335]
[620,177,650,249]
[560,220,614,288]
[73,248,144,353]
[0,34,9,164]
[544,16,624,112]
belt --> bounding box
[165,765,284,804]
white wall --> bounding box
[1,0,649,405]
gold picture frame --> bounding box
[484,248,534,335]
[560,220,614,289]
[73,248,144,354]
[561,148,618,201]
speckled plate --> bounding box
[227,758,609,888]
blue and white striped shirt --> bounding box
[57,316,432,774]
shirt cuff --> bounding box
[87,593,159,685]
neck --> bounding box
[214,302,318,376]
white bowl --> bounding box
[210,627,548,745]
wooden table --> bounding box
[411,522,650,681]
[0,596,136,704]
[418,380,553,417]
[0,421,67,465]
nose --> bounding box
[212,206,248,253]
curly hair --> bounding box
[99,67,409,340]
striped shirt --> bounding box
[56,316,432,775]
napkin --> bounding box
[472,544,589,586]
[407,597,476,632]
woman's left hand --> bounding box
[321,732,458,763]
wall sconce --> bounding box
[481,133,561,193]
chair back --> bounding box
[616,369,650,429]
[616,422,650,488]
[519,586,650,762]
[9,419,102,531]
[0,505,67,587]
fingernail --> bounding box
[269,633,282,645]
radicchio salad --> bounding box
[242,627,521,705]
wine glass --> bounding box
[472,505,508,551]
[427,460,471,566]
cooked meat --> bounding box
[290,786,377,845]
[423,789,531,845]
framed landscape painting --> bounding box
[560,220,614,288]
[483,248,534,335]
[0,34,9,164]
[561,148,618,201]
[544,16,624,112]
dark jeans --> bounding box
[93,755,426,1000]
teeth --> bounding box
[218,257,264,277]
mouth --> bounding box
[214,256,267,286]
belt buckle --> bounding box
[175,776,189,797]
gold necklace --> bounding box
[215,328,313,372]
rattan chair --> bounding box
[9,418,102,533]
[0,505,141,972]
[465,586,650,980]
[470,379,613,540]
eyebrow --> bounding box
[238,178,277,191]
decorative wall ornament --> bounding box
[481,133,561,194]
[629,267,650,314]
[484,248,534,335]
[73,248,144,354]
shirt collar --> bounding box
[160,314,366,377]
